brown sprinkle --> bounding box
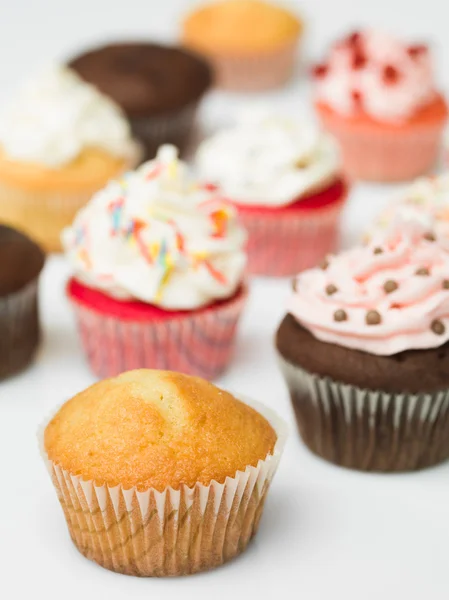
[366,310,382,326]
[431,319,446,335]
[334,309,347,322]
[443,280,449,290]
[326,284,338,296]
[320,258,329,270]
[423,232,436,242]
[383,280,398,294]
[415,267,430,276]
[373,247,384,255]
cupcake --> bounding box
[276,219,449,472]
[181,0,302,91]
[196,109,348,277]
[69,43,212,159]
[367,174,449,245]
[41,369,287,576]
[312,30,448,182]
[0,66,139,252]
[0,225,45,378]
[62,145,247,379]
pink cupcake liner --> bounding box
[208,41,299,92]
[238,199,346,277]
[320,119,445,182]
[69,287,248,380]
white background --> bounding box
[1,1,449,599]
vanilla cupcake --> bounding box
[0,66,140,252]
[196,109,348,276]
[62,145,247,379]
[41,369,287,576]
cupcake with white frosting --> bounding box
[0,66,140,252]
[312,29,448,181]
[367,174,449,247]
[276,217,449,471]
[196,109,348,276]
[63,144,247,379]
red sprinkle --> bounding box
[383,64,401,85]
[351,89,363,109]
[352,51,367,70]
[312,64,329,78]
[407,44,428,59]
[347,31,361,45]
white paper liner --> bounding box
[38,393,288,576]
[278,353,449,472]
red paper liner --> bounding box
[68,285,248,379]
[236,180,347,277]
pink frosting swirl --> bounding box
[313,29,437,122]
[289,221,449,355]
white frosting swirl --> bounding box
[62,145,247,311]
[0,66,137,167]
[368,175,449,248]
[196,109,339,207]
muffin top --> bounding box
[196,108,340,207]
[0,225,45,297]
[0,66,136,168]
[288,218,449,356]
[44,369,277,491]
[69,43,212,117]
[182,0,302,54]
[312,29,440,123]
[62,145,246,310]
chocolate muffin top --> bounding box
[69,43,213,118]
[0,225,45,297]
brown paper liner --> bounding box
[0,279,41,379]
[278,353,449,472]
[39,398,287,576]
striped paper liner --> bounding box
[69,287,248,380]
[278,353,449,472]
[207,40,299,92]
[0,279,41,379]
[38,396,288,577]
[318,111,445,182]
[238,196,346,277]
[130,102,199,160]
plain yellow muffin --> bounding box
[182,0,302,54]
[44,369,277,492]
[181,0,302,91]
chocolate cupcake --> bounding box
[0,225,45,378]
[276,220,449,472]
[69,43,213,159]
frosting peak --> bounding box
[62,145,247,310]
[0,66,137,167]
[289,220,449,355]
[313,29,437,122]
[196,110,339,207]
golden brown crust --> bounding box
[44,370,277,491]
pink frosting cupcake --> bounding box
[62,145,248,379]
[312,30,448,182]
[276,218,449,471]
[196,110,348,277]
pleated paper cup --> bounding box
[206,40,299,92]
[278,353,449,472]
[0,278,41,379]
[130,102,200,160]
[68,285,248,380]
[39,396,288,577]
[238,195,346,277]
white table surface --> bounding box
[1,1,449,599]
